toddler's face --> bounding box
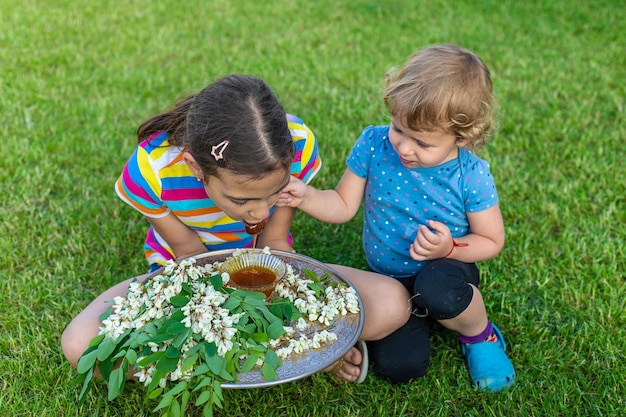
[388,117,461,169]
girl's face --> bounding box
[203,169,291,226]
[388,117,464,169]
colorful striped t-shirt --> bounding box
[115,113,321,268]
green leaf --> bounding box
[112,349,127,361]
[204,342,217,357]
[218,366,236,381]
[166,321,188,335]
[221,297,240,310]
[192,363,210,376]
[203,403,214,417]
[138,351,164,367]
[76,349,98,374]
[129,333,151,348]
[142,322,158,336]
[242,323,256,334]
[309,282,325,296]
[212,381,223,409]
[77,367,94,402]
[98,358,114,380]
[180,352,198,373]
[195,389,211,406]
[259,306,281,323]
[153,392,174,412]
[210,273,223,290]
[156,355,179,373]
[170,398,181,417]
[192,376,213,392]
[147,370,166,392]
[282,303,298,321]
[163,381,188,398]
[148,387,163,399]
[172,328,192,348]
[250,332,268,343]
[205,354,225,375]
[165,345,181,359]
[125,348,137,364]
[241,354,259,373]
[261,361,278,381]
[170,309,186,322]
[107,366,126,401]
[180,390,190,414]
[87,334,106,349]
[212,379,223,403]
[266,320,285,339]
[264,349,280,369]
[170,295,190,307]
[148,333,174,344]
[301,268,318,281]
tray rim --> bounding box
[157,248,365,389]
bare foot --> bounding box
[324,346,363,382]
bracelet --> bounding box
[444,239,469,258]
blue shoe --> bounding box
[461,324,515,391]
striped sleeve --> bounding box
[287,114,322,184]
[115,133,170,218]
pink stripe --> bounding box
[162,187,208,200]
[122,168,154,201]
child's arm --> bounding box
[147,214,208,260]
[409,205,505,262]
[279,168,365,223]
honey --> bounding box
[230,266,277,297]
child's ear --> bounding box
[456,136,469,148]
[183,152,203,179]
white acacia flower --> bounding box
[97,248,360,391]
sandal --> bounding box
[330,340,369,383]
[355,340,369,383]
[461,324,515,391]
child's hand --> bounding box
[276,176,308,208]
[409,220,453,261]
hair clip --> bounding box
[211,140,230,161]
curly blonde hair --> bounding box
[384,44,495,151]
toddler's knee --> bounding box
[414,274,473,320]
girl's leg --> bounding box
[61,273,150,368]
[329,264,412,340]
[323,264,412,382]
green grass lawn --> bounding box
[1,0,624,416]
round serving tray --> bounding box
[178,249,364,389]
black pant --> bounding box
[368,258,480,383]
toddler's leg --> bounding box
[368,313,433,383]
[413,259,515,391]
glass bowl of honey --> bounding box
[220,251,287,299]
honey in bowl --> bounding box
[230,266,278,298]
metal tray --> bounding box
[181,249,364,388]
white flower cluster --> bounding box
[97,249,360,386]
[99,258,240,386]
[274,264,360,326]
[270,326,338,359]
